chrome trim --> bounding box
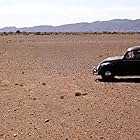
[93,66,98,75]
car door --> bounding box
[120,59,136,75]
[118,51,137,76]
[133,50,140,75]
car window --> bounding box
[133,50,140,60]
[125,51,134,60]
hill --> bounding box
[0,19,140,32]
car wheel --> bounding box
[101,68,115,81]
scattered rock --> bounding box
[82,93,88,96]
[33,98,37,100]
[18,84,24,87]
[0,133,4,137]
[13,133,17,137]
[45,119,49,123]
[30,113,34,116]
[60,96,64,99]
[14,109,18,112]
[42,83,46,86]
[97,120,101,123]
[75,92,87,97]
[75,92,82,96]
[28,133,31,136]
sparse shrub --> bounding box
[3,32,8,36]
[112,32,118,34]
[34,32,41,35]
[22,32,30,35]
[16,30,21,34]
[7,32,14,35]
[45,32,52,35]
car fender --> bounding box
[98,62,114,74]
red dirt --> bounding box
[0,33,140,140]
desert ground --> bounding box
[0,33,140,140]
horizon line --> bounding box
[0,18,140,28]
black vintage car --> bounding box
[93,46,140,80]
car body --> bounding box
[93,46,140,80]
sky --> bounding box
[0,0,140,27]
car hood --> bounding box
[100,56,123,63]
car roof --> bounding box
[127,46,140,52]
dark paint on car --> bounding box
[93,46,140,80]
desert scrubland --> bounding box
[0,33,140,140]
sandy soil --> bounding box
[0,33,140,140]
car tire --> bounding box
[101,67,115,81]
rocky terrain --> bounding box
[0,33,140,140]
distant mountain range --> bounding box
[1,19,140,32]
